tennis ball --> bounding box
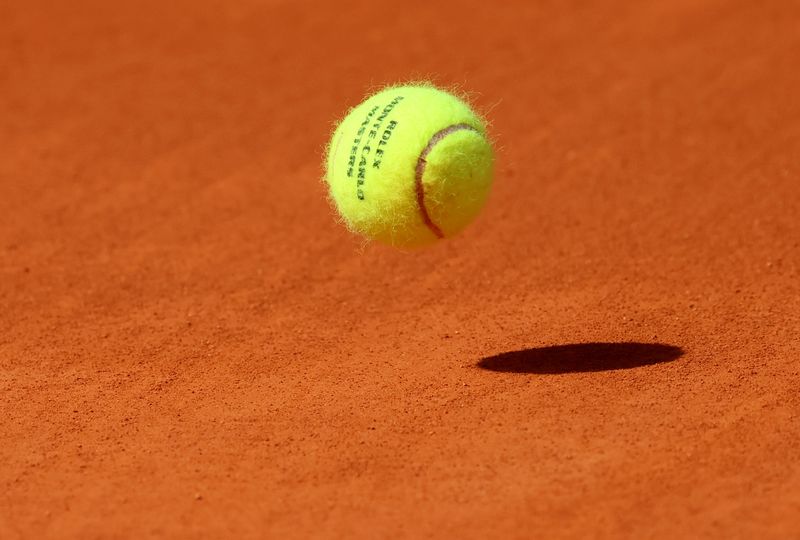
[325,84,494,248]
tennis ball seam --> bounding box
[414,123,480,239]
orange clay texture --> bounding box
[1,0,800,538]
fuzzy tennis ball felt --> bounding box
[325,84,494,248]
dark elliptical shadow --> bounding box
[477,342,684,374]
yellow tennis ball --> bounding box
[325,84,494,248]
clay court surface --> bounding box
[2,0,799,537]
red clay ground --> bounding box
[2,0,799,538]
